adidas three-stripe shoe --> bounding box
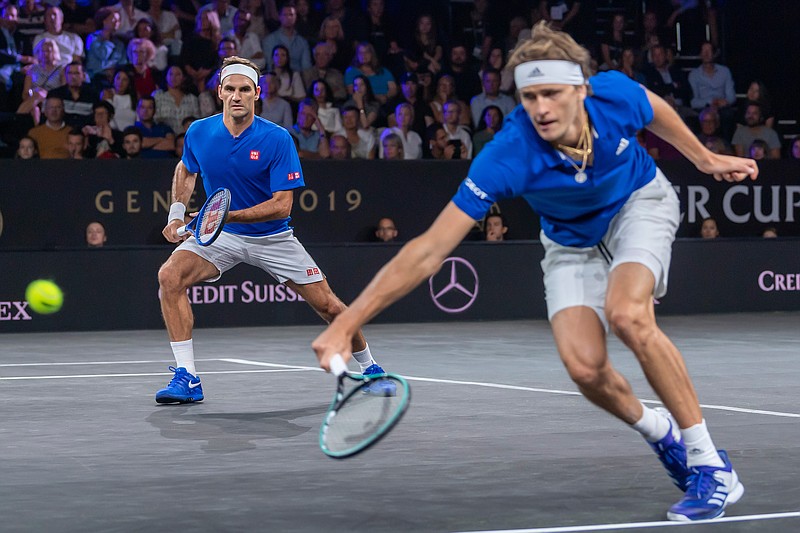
[666,450,744,521]
[155,366,204,404]
[649,407,692,492]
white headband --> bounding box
[514,60,585,89]
[220,63,259,87]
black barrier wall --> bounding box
[1,160,799,249]
[0,239,798,333]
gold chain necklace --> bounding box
[555,119,593,183]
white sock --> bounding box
[170,339,196,376]
[682,419,725,468]
[631,403,671,443]
[351,344,376,372]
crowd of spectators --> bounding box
[0,0,795,161]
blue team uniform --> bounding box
[452,71,657,247]
[182,115,304,237]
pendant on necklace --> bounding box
[574,171,587,184]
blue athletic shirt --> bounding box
[452,71,657,247]
[182,114,304,237]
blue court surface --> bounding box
[1,313,798,532]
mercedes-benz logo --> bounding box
[428,257,479,313]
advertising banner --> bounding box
[1,160,798,249]
[0,240,797,334]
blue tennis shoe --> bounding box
[362,363,396,397]
[155,366,204,404]
[649,407,692,491]
[667,450,744,521]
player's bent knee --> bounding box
[565,362,605,390]
[607,305,643,335]
[158,262,187,293]
[607,306,658,351]
[320,297,347,320]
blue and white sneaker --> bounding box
[362,363,396,397]
[649,407,692,491]
[155,366,204,404]
[667,450,744,521]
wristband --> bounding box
[168,202,186,223]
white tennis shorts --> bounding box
[175,229,325,284]
[540,169,679,326]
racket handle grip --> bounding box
[329,354,347,377]
[176,225,188,236]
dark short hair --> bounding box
[425,122,444,142]
[94,7,117,29]
[122,126,143,140]
[485,212,508,227]
[93,99,115,117]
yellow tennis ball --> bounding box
[25,279,63,315]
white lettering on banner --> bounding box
[754,186,781,223]
[464,177,488,200]
[155,282,305,304]
[240,281,302,303]
[0,301,32,320]
[758,271,800,292]
[674,185,800,225]
[723,185,751,223]
[673,185,711,223]
[188,285,239,304]
[786,186,800,223]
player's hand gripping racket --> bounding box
[177,187,231,246]
[319,354,410,459]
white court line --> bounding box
[452,511,800,533]
[220,359,800,419]
[3,357,799,419]
[0,368,310,381]
[0,359,220,367]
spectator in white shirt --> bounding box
[225,9,265,69]
[443,99,472,158]
[379,102,422,159]
[33,6,83,65]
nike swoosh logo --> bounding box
[188,381,201,389]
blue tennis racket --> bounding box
[319,354,411,459]
[177,188,231,246]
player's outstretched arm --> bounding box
[312,202,476,371]
[644,88,758,183]
[227,190,293,224]
[163,161,198,243]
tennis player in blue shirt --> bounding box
[156,56,391,404]
[313,23,758,522]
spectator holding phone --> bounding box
[442,99,472,159]
[425,123,464,160]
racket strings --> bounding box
[199,193,229,237]
[323,378,406,454]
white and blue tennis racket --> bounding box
[319,354,411,459]
[177,188,231,246]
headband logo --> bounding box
[528,67,544,78]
